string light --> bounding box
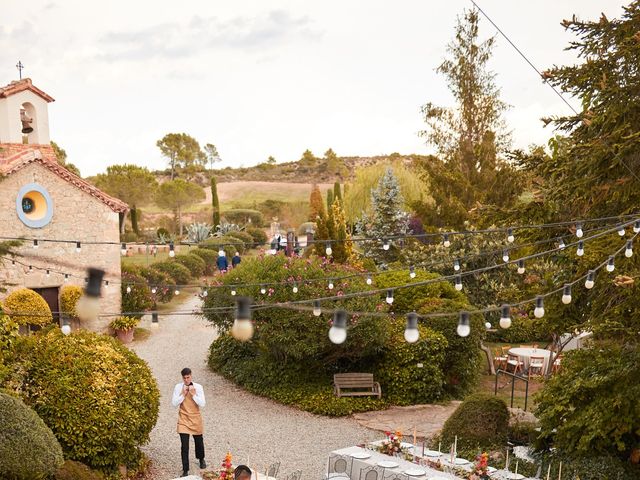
[33,239,38,249]
[292,283,298,294]
[386,289,394,304]
[558,237,566,250]
[534,296,545,318]
[121,243,127,256]
[454,274,463,291]
[174,288,180,295]
[457,311,470,337]
[443,234,451,248]
[502,249,510,263]
[260,285,266,295]
[499,304,511,329]
[507,228,515,243]
[328,279,334,290]
[231,296,253,342]
[585,270,595,289]
[28,265,32,273]
[562,284,572,304]
[382,239,390,251]
[126,285,131,293]
[453,259,460,271]
[404,312,420,343]
[485,321,492,330]
[313,300,321,317]
[517,259,525,274]
[64,274,69,282]
[61,317,71,336]
[634,220,640,233]
[409,265,416,279]
[169,242,175,257]
[618,226,626,236]
[151,312,159,329]
[625,240,634,257]
[104,280,109,289]
[231,288,237,296]
[46,269,50,277]
[75,242,81,253]
[329,310,347,344]
[151,287,157,294]
[325,242,333,256]
[76,268,104,323]
[606,256,615,272]
[577,241,585,256]
[202,289,208,297]
[576,223,584,238]
[366,275,373,285]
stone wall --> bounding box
[0,162,121,332]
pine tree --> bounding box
[315,198,352,263]
[357,168,410,267]
[308,184,325,221]
[211,176,221,228]
[326,189,334,212]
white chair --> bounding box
[326,454,351,480]
[528,356,545,378]
[284,470,302,480]
[359,466,384,480]
[506,354,523,375]
[267,462,281,479]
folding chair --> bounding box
[493,347,507,371]
[528,356,545,378]
[359,466,384,480]
[267,461,281,479]
[552,354,563,374]
[326,454,352,480]
[506,354,523,375]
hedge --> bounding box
[173,254,206,277]
[136,266,175,303]
[54,460,104,480]
[222,209,264,226]
[224,230,254,249]
[190,248,217,275]
[8,329,159,473]
[151,261,192,285]
[0,391,64,479]
[59,285,83,320]
[4,288,53,326]
[200,236,244,258]
[246,227,268,246]
[120,269,153,318]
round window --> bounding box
[16,183,54,228]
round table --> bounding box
[508,347,552,373]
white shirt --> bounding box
[172,382,206,408]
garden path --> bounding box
[132,295,379,480]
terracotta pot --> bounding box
[116,328,134,343]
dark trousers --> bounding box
[179,433,204,471]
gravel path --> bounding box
[132,295,378,480]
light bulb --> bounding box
[64,274,69,282]
[404,313,420,344]
[202,290,208,297]
[382,239,390,251]
[517,260,525,274]
[260,286,266,294]
[625,240,633,258]
[121,243,127,256]
[151,287,157,294]
[126,285,132,293]
[46,269,50,277]
[76,296,101,322]
[618,227,626,236]
[151,313,159,328]
[606,256,615,272]
[33,239,38,249]
[231,319,254,341]
[313,300,321,316]
[507,228,515,243]
[366,275,373,285]
[454,274,462,291]
[76,242,81,253]
[558,238,566,250]
[457,312,471,337]
[27,265,32,274]
[453,259,460,271]
[409,266,416,279]
[61,324,71,336]
[585,270,595,289]
[292,284,298,294]
[231,289,237,296]
[534,296,545,318]
[576,223,583,238]
[561,284,572,304]
[502,249,510,263]
[386,290,394,304]
[175,289,180,295]
[104,281,109,289]
[499,304,511,329]
[577,241,584,257]
[328,280,334,290]
[329,310,348,344]
[634,220,640,233]
[325,242,332,256]
[485,322,492,330]
[443,234,451,248]
[169,242,175,257]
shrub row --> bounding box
[222,209,264,226]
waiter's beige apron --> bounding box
[177,390,203,435]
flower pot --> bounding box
[116,328,134,343]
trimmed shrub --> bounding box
[121,269,153,318]
[4,288,53,326]
[151,261,192,285]
[440,393,509,451]
[0,391,64,479]
[508,421,539,446]
[190,248,217,275]
[156,227,170,239]
[137,266,175,303]
[55,460,104,480]
[223,208,264,226]
[59,285,83,319]
[173,254,206,277]
[225,230,254,249]
[200,236,244,257]
[246,226,268,246]
[8,329,160,472]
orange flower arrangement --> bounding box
[377,430,405,456]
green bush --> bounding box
[54,460,104,480]
[537,454,640,480]
[0,391,64,479]
[190,248,217,275]
[136,266,175,303]
[200,236,244,257]
[109,316,139,331]
[246,227,268,246]
[7,329,159,473]
[225,230,254,249]
[173,254,206,277]
[223,209,264,226]
[440,393,509,451]
[4,288,53,326]
[485,316,545,343]
[156,227,170,239]
[508,421,539,446]
[120,268,153,318]
[151,261,192,285]
[59,285,83,320]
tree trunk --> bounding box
[480,341,496,375]
[130,207,140,235]
[211,176,221,228]
[177,205,183,236]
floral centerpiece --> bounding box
[202,452,234,480]
[377,430,407,457]
[468,452,490,480]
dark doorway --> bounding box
[33,287,60,323]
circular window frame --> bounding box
[16,183,54,228]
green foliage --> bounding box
[185,222,212,243]
[539,454,640,480]
[173,254,206,277]
[5,329,160,472]
[485,316,543,344]
[299,149,318,165]
[59,285,83,319]
[315,199,353,263]
[54,460,104,480]
[4,288,52,326]
[440,393,509,451]
[156,227,170,239]
[51,141,81,177]
[211,176,221,228]
[0,392,64,480]
[204,144,221,170]
[325,148,347,177]
[222,209,264,226]
[136,266,175,303]
[309,184,325,221]
[190,248,217,275]
[0,310,19,382]
[151,261,192,285]
[535,343,640,460]
[326,188,334,212]
[224,230,254,249]
[109,316,140,331]
[120,268,153,318]
[508,421,539,446]
[200,236,244,258]
[246,227,268,245]
[155,179,205,235]
[156,132,204,179]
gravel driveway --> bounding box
[132,295,378,480]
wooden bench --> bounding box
[333,373,382,398]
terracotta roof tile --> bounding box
[0,78,55,103]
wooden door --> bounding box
[33,287,60,323]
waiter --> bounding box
[172,367,206,477]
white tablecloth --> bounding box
[508,347,552,372]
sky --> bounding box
[0,0,627,176]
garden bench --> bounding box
[333,373,382,398]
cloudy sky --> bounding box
[1,0,626,176]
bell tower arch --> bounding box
[0,78,55,145]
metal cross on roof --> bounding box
[16,60,24,80]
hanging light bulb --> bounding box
[585,270,595,289]
[606,256,615,272]
[507,228,515,243]
[454,274,463,291]
[151,312,159,329]
[517,259,525,274]
[443,234,451,248]
[121,242,127,256]
[453,259,460,271]
[382,239,390,251]
[231,296,254,342]
[231,288,237,296]
[624,239,633,258]
[576,241,584,257]
[329,310,348,344]
[28,265,33,274]
[561,284,572,304]
[75,242,82,253]
[325,242,333,256]
[260,285,266,294]
[33,239,38,249]
[534,296,545,318]
[457,311,471,337]
[202,289,208,297]
[169,241,175,257]
[485,321,492,330]
[174,288,180,295]
[404,312,420,343]
[618,226,626,236]
[502,249,510,263]
[575,222,584,238]
[76,268,104,323]
[409,265,416,279]
[64,274,69,282]
[328,279,334,290]
[386,289,394,304]
[313,300,322,317]
[292,283,298,294]
[151,287,157,294]
[634,220,640,233]
[104,280,109,289]
[366,274,373,285]
[46,269,50,277]
[126,285,132,293]
[558,237,566,250]
[499,304,512,329]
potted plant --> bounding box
[110,316,139,343]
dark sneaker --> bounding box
[181,470,189,477]
[199,459,207,469]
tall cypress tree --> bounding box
[308,184,325,221]
[333,181,342,204]
[326,189,334,212]
[211,176,221,228]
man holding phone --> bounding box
[172,367,206,477]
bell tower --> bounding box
[0,78,55,145]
